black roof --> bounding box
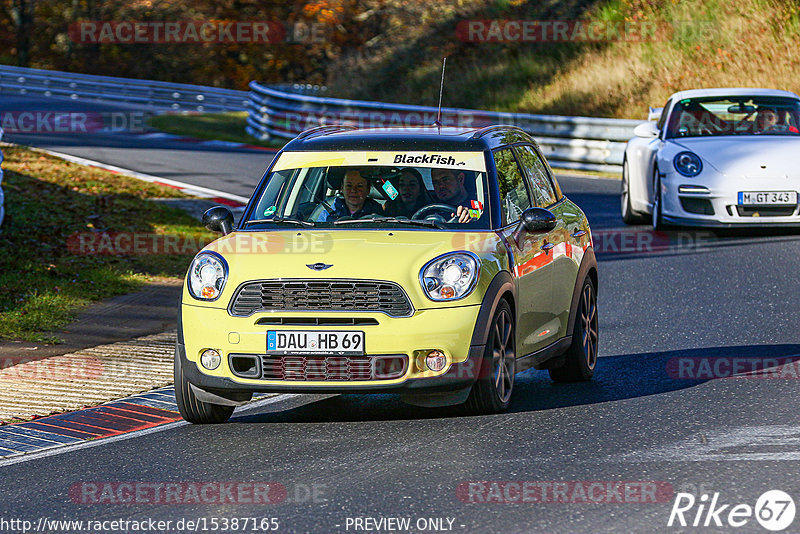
[281,125,534,152]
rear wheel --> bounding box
[466,300,516,414]
[621,159,646,224]
[549,277,598,383]
[174,347,234,424]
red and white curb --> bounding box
[0,389,288,466]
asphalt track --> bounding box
[2,96,800,533]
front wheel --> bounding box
[549,277,598,383]
[652,173,665,231]
[465,300,516,414]
[174,347,235,424]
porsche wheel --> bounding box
[466,300,516,414]
[652,173,665,231]
[549,277,598,383]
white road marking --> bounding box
[618,425,800,462]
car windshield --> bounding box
[665,96,800,138]
[243,151,490,230]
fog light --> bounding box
[425,350,447,372]
[200,349,221,370]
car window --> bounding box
[513,145,558,208]
[493,148,532,226]
[656,99,671,131]
[665,96,800,138]
[245,151,491,229]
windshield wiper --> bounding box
[243,217,315,227]
[334,216,444,229]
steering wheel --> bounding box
[412,203,459,223]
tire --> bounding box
[549,277,598,383]
[652,172,665,231]
[621,159,646,225]
[466,300,516,414]
[174,346,235,424]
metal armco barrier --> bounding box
[0,65,248,112]
[0,65,640,172]
[247,81,642,173]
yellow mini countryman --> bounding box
[176,125,598,423]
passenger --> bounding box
[322,169,382,221]
[383,168,430,218]
[431,168,475,223]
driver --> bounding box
[322,169,382,221]
[755,107,779,132]
[431,168,476,223]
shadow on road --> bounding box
[231,343,800,424]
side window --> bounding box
[514,145,557,207]
[493,148,532,226]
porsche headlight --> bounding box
[673,151,703,177]
[420,252,480,301]
[188,252,228,301]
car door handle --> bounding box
[571,230,586,238]
[540,243,555,251]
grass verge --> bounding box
[148,111,286,149]
[0,145,215,342]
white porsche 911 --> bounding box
[622,88,800,228]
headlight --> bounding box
[673,151,703,177]
[420,252,480,301]
[188,252,228,301]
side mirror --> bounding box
[202,206,234,235]
[633,121,660,138]
[521,207,557,233]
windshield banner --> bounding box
[272,151,487,172]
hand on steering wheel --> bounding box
[412,203,459,223]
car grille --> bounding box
[259,355,407,381]
[735,206,796,217]
[229,280,413,317]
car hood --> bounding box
[670,137,800,177]
[186,229,506,309]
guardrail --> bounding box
[247,81,642,173]
[0,64,640,172]
[0,65,248,113]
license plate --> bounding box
[266,330,365,355]
[738,191,798,205]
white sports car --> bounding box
[622,88,800,228]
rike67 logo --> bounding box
[668,490,796,531]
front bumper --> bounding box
[662,174,800,227]
[179,303,486,395]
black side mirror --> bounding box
[202,206,234,235]
[521,207,557,233]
